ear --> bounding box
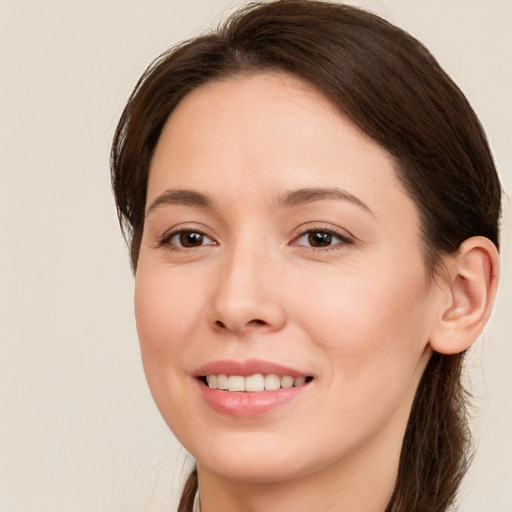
[429,236,500,355]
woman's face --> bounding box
[135,73,442,484]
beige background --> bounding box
[1,1,510,511]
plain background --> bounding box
[1,1,510,511]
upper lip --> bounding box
[194,358,310,378]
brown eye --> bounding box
[179,231,204,247]
[294,229,351,249]
[166,230,215,248]
[308,231,333,247]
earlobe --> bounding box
[429,236,499,355]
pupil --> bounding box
[180,232,202,247]
[309,231,332,247]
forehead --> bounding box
[148,72,415,222]
[153,71,380,158]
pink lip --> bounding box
[193,359,313,417]
[194,358,309,378]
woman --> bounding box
[110,1,501,511]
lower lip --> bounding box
[198,380,311,416]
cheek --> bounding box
[293,262,433,379]
[134,267,206,370]
[133,266,211,435]
[293,269,433,452]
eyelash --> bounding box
[158,226,354,252]
[291,226,354,251]
[158,228,216,250]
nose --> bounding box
[208,243,287,337]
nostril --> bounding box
[215,318,266,329]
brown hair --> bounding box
[111,1,501,510]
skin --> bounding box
[135,72,451,512]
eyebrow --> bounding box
[277,187,372,214]
[145,189,213,217]
[145,186,372,217]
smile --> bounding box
[195,359,314,415]
[204,373,310,392]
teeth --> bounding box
[245,373,265,392]
[281,375,294,389]
[204,373,309,392]
[264,374,281,390]
[217,374,229,390]
[228,375,245,392]
[294,376,306,387]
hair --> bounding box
[110,1,502,511]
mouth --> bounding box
[199,373,314,392]
[194,359,314,415]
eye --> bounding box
[163,230,216,249]
[293,229,351,249]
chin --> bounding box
[198,453,308,484]
[188,431,315,483]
